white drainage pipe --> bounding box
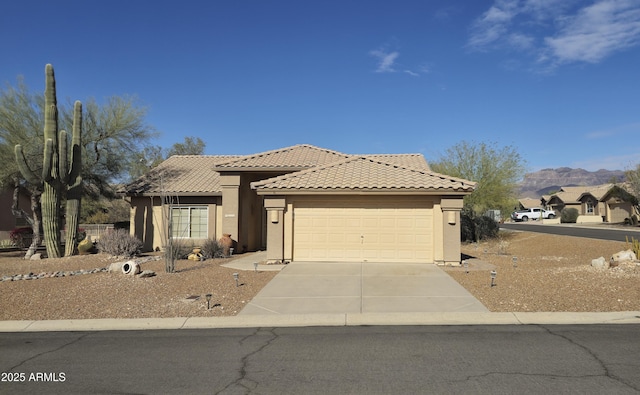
[122,261,140,275]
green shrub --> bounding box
[561,208,579,223]
[97,229,142,257]
[201,238,224,259]
[475,215,499,240]
[461,213,499,242]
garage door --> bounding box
[293,197,433,263]
[609,203,631,223]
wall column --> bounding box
[221,173,241,248]
[264,196,286,263]
[441,197,464,266]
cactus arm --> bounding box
[42,138,54,182]
[43,64,59,181]
[63,101,83,257]
[68,101,82,187]
[14,145,42,186]
[59,130,68,183]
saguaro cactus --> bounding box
[14,64,83,258]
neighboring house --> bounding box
[517,198,542,210]
[0,187,32,240]
[122,144,476,265]
[541,184,636,223]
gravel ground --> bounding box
[448,230,640,312]
[0,252,278,320]
[1,230,639,321]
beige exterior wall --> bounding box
[220,173,241,250]
[264,196,286,263]
[0,188,32,240]
[440,197,464,266]
[129,195,221,252]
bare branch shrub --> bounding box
[97,229,142,257]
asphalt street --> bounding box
[500,222,640,242]
[2,325,639,394]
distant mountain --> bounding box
[518,167,626,198]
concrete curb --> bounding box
[2,312,639,332]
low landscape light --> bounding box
[233,272,239,287]
[254,262,259,272]
[229,247,234,256]
[463,260,469,274]
[205,293,212,309]
[512,256,518,268]
[490,270,497,287]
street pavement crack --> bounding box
[539,325,640,392]
[7,332,91,372]
[215,327,278,395]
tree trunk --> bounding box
[26,191,43,259]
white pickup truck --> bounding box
[510,207,556,222]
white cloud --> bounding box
[403,70,419,77]
[467,0,520,49]
[369,49,399,73]
[586,122,640,139]
[543,0,640,64]
[468,0,640,67]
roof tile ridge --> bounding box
[213,144,350,168]
[250,156,359,188]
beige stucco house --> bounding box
[542,184,637,223]
[122,144,476,265]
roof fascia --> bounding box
[255,189,473,196]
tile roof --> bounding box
[250,156,475,193]
[213,144,351,170]
[551,184,614,203]
[122,155,240,196]
[122,144,470,196]
[518,197,542,209]
[364,154,430,170]
[577,184,614,200]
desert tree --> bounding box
[0,68,157,257]
[430,140,527,218]
[625,163,640,223]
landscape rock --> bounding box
[30,253,42,261]
[108,261,125,273]
[611,250,637,264]
[138,270,156,278]
[591,256,608,269]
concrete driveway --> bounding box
[239,262,488,315]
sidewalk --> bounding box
[2,312,639,332]
[2,251,639,332]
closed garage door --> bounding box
[293,197,433,263]
[609,202,632,223]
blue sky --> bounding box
[2,0,640,172]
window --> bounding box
[586,200,594,214]
[171,206,208,238]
